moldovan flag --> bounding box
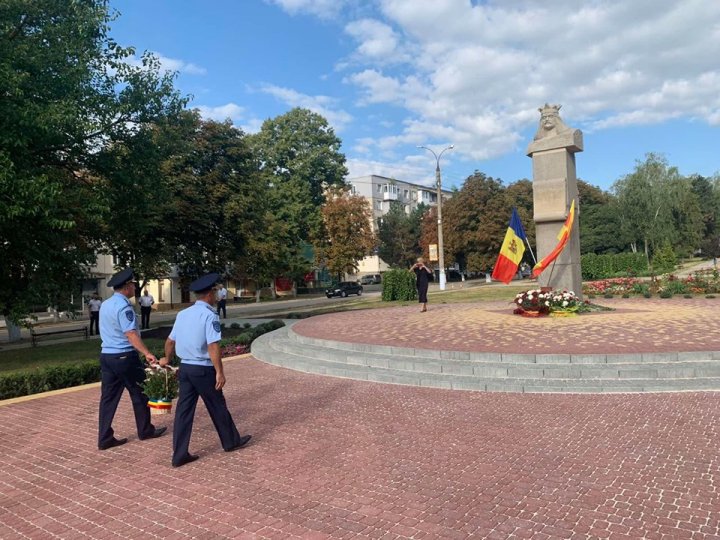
[491,208,527,284]
[532,199,576,278]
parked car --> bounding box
[325,281,363,298]
[360,273,382,285]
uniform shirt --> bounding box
[169,301,221,366]
[88,299,102,312]
[100,293,138,353]
[139,294,155,307]
[217,287,227,301]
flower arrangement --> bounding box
[142,365,179,415]
[513,289,582,317]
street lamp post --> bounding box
[418,144,453,291]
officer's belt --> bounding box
[180,358,213,366]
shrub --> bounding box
[621,293,630,298]
[643,292,652,298]
[581,252,648,280]
[0,360,101,400]
[652,242,677,273]
[603,293,614,299]
[381,268,418,302]
[243,323,252,329]
[706,295,716,299]
[659,290,673,298]
[229,322,241,329]
[683,294,693,299]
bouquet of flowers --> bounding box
[142,364,179,414]
[513,289,581,316]
[513,289,552,315]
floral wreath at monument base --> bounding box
[513,288,581,317]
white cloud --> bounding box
[339,0,720,161]
[155,54,206,75]
[259,84,353,130]
[266,0,346,19]
[344,19,408,64]
[194,103,245,122]
[126,52,207,76]
[346,156,438,187]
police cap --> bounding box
[189,272,221,293]
[107,267,135,289]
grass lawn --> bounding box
[0,338,166,375]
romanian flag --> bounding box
[532,200,576,278]
[491,208,527,284]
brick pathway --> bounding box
[1,356,719,539]
[294,298,720,354]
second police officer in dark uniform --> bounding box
[160,272,251,467]
[98,268,167,450]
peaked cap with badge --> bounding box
[107,267,135,289]
[189,272,220,293]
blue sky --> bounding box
[110,0,720,191]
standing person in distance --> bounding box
[160,273,251,468]
[87,292,102,336]
[216,282,228,319]
[139,289,155,330]
[410,257,433,313]
[98,268,167,450]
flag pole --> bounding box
[525,238,537,265]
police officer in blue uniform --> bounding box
[160,272,251,467]
[98,268,167,450]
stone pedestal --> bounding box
[526,105,583,298]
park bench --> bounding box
[30,325,88,347]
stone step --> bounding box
[251,328,720,393]
[287,328,720,365]
[271,335,720,380]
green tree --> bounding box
[317,187,376,279]
[250,108,348,245]
[0,0,183,339]
[577,179,625,254]
[441,171,509,272]
[378,201,425,268]
[161,114,264,281]
[612,154,679,262]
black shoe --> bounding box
[140,426,167,440]
[172,454,199,468]
[98,437,128,450]
[225,434,252,452]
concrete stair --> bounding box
[251,325,720,393]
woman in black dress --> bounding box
[410,257,433,312]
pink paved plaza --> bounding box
[1,299,719,539]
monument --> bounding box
[526,104,583,297]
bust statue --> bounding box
[527,103,582,155]
[533,103,572,140]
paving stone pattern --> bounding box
[1,358,719,539]
[293,299,720,354]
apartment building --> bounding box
[347,175,453,275]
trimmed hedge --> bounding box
[0,320,286,401]
[381,268,418,302]
[581,252,648,280]
[0,360,101,400]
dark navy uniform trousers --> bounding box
[173,363,242,462]
[98,351,155,447]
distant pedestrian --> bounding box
[88,293,102,336]
[410,257,433,312]
[98,268,166,450]
[216,283,228,319]
[139,289,155,330]
[161,273,251,467]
